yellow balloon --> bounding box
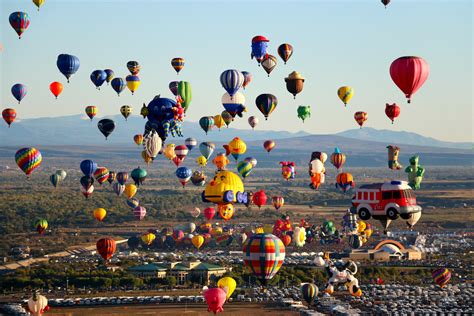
[124,184,137,199]
[217,276,237,300]
[337,86,354,106]
[141,150,153,165]
[213,114,225,129]
[141,232,155,246]
[357,220,366,233]
[211,226,223,236]
[255,227,264,234]
[203,170,244,204]
[191,235,204,250]
[32,0,45,10]
[263,224,273,234]
[93,208,107,222]
[127,77,141,94]
[163,144,176,160]
[212,153,230,170]
[196,155,207,167]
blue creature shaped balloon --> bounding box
[57,54,80,83]
[143,95,182,142]
[90,70,107,90]
[251,35,270,65]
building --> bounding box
[349,240,423,262]
[128,261,230,285]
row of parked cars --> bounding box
[45,295,206,307]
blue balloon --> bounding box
[11,83,27,103]
[57,54,80,82]
[90,70,107,89]
[176,167,192,180]
[220,70,243,97]
[111,78,126,96]
[251,41,269,64]
[80,159,97,177]
[144,95,177,142]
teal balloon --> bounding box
[199,142,215,159]
[297,105,311,122]
[237,161,253,179]
[50,174,61,188]
[131,167,147,186]
[199,116,214,135]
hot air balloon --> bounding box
[190,207,201,218]
[241,71,253,89]
[354,111,367,128]
[196,156,207,167]
[387,145,402,170]
[126,75,140,95]
[406,212,421,229]
[223,137,247,161]
[93,208,107,221]
[133,206,146,220]
[80,175,94,190]
[126,198,139,209]
[104,69,114,84]
[243,233,285,286]
[251,35,270,65]
[11,84,27,104]
[2,108,17,127]
[124,183,137,199]
[385,103,400,124]
[50,82,63,99]
[221,111,233,127]
[9,12,30,39]
[212,153,229,171]
[256,94,277,120]
[337,86,354,106]
[285,71,305,98]
[221,92,246,118]
[218,277,237,300]
[111,77,126,96]
[432,268,451,288]
[330,147,346,170]
[204,207,216,221]
[390,56,429,103]
[176,166,192,187]
[210,114,224,130]
[127,61,140,75]
[169,81,179,96]
[335,172,355,193]
[33,0,46,11]
[113,183,124,196]
[127,236,140,250]
[297,106,311,122]
[191,235,204,250]
[220,70,244,97]
[173,145,189,167]
[107,171,116,184]
[143,129,162,159]
[278,43,293,64]
[261,55,277,77]
[81,185,94,199]
[272,196,285,210]
[57,54,80,82]
[120,105,132,120]
[97,119,115,139]
[301,283,318,306]
[263,140,275,153]
[134,134,144,145]
[163,144,176,160]
[28,291,48,316]
[248,116,258,129]
[55,169,67,180]
[199,116,214,134]
[90,70,107,89]
[131,167,147,186]
[218,203,234,221]
[142,151,152,165]
[200,142,215,160]
[50,173,61,188]
[252,190,267,208]
[93,167,109,185]
[15,147,42,177]
[96,238,116,261]
[141,232,155,246]
[85,106,97,120]
[204,287,227,314]
[280,161,296,180]
[237,161,253,179]
[35,218,48,235]
[184,137,197,150]
[171,57,185,74]
[381,0,390,8]
[116,172,128,185]
[405,155,425,190]
[177,81,192,112]
[244,157,257,168]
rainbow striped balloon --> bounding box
[94,167,110,185]
[432,268,451,288]
[243,233,285,286]
[15,147,42,177]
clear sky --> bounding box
[0,0,472,142]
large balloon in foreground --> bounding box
[96,238,116,261]
[50,82,63,99]
[57,54,80,82]
[2,108,17,127]
[390,56,429,103]
[97,119,115,139]
[217,277,237,300]
[432,268,451,289]
[204,287,227,314]
[11,84,27,104]
[243,233,285,286]
[9,12,30,39]
[278,43,293,64]
[256,94,277,120]
[15,147,42,177]
[28,292,48,316]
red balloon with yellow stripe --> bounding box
[94,167,109,185]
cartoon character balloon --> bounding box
[251,35,270,65]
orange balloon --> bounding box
[218,203,234,221]
[50,82,63,99]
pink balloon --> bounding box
[204,288,227,314]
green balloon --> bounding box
[178,81,192,112]
[297,105,311,122]
[131,167,147,186]
[50,174,61,188]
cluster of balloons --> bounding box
[50,169,67,188]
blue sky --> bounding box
[0,0,472,142]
